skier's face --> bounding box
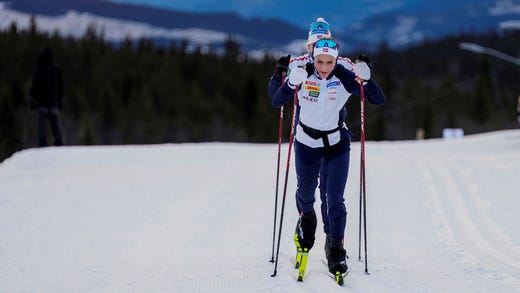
[314,54,336,79]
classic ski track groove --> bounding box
[403,144,520,286]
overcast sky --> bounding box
[108,0,423,30]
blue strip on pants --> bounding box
[294,138,350,240]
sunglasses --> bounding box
[314,39,339,50]
[309,21,330,35]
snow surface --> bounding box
[1,130,519,292]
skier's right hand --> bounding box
[288,67,307,87]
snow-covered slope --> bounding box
[1,130,519,292]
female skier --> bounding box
[272,37,385,275]
[268,18,360,261]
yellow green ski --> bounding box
[296,248,309,281]
[293,233,302,269]
[334,271,345,286]
[322,259,349,286]
[293,232,309,281]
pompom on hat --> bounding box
[307,17,332,45]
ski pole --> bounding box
[271,87,298,277]
[357,79,370,274]
[358,130,363,263]
[270,105,283,263]
[270,74,285,263]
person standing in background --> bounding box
[29,47,64,147]
[516,96,520,123]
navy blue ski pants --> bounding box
[294,138,350,240]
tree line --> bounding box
[1,19,519,161]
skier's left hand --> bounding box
[353,61,371,81]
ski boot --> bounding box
[293,210,317,281]
[325,233,348,261]
[327,237,348,285]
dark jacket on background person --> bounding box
[29,48,64,147]
[30,48,63,109]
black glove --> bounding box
[275,54,291,75]
[305,62,315,77]
[356,53,372,69]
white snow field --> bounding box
[1,129,519,292]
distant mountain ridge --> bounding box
[3,0,306,48]
[341,0,520,49]
[2,0,519,54]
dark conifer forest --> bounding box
[1,19,519,161]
